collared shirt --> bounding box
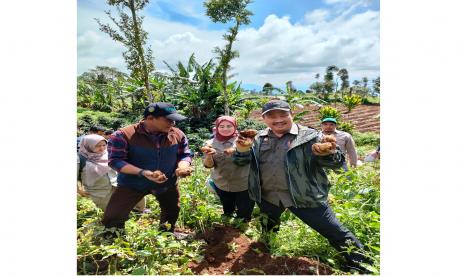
[325,129,357,167]
[259,123,299,208]
[108,122,192,171]
[205,137,249,192]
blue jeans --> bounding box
[258,199,366,264]
[342,161,349,172]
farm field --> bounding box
[78,154,380,275]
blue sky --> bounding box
[78,0,379,91]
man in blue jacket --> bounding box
[102,103,193,236]
[233,99,370,272]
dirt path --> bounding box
[188,225,333,275]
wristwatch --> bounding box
[138,169,146,178]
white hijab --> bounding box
[78,134,112,187]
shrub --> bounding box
[186,128,212,154]
[77,108,138,132]
[342,94,362,113]
[338,121,355,134]
[237,118,266,132]
[318,106,341,121]
[352,131,380,147]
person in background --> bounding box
[201,116,254,222]
[77,134,146,212]
[364,145,380,162]
[320,117,358,170]
[103,129,114,140]
[77,125,105,151]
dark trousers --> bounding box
[259,199,366,264]
[214,185,254,221]
[102,185,180,231]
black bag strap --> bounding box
[77,154,87,181]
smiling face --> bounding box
[217,121,236,137]
[262,109,293,135]
[93,140,107,154]
[321,122,337,134]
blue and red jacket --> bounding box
[107,122,192,193]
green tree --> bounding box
[286,80,296,94]
[204,0,253,115]
[323,65,339,100]
[262,82,274,95]
[164,54,223,123]
[337,68,349,99]
[372,76,380,95]
[79,66,127,84]
[96,0,155,103]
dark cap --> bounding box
[261,99,291,116]
[143,102,187,121]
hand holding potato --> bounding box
[312,135,337,156]
[144,170,168,184]
[236,129,258,152]
[201,144,216,155]
[175,166,193,177]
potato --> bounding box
[317,142,333,152]
[201,145,213,153]
[152,170,162,178]
[176,166,193,177]
[237,138,253,147]
[152,170,167,181]
[239,129,258,138]
[322,135,336,143]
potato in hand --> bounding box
[312,142,335,156]
[239,129,258,138]
[201,144,216,155]
[175,166,193,177]
[322,135,336,143]
[151,170,168,183]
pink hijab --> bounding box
[214,116,238,142]
[78,134,112,186]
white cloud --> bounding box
[78,3,379,89]
[304,9,330,24]
[324,0,372,6]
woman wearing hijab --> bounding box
[77,134,146,212]
[201,116,254,221]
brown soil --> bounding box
[250,103,380,133]
[188,225,333,275]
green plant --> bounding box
[236,99,258,120]
[237,118,266,132]
[342,94,362,113]
[185,128,212,154]
[338,121,355,134]
[318,106,341,122]
[352,131,380,147]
